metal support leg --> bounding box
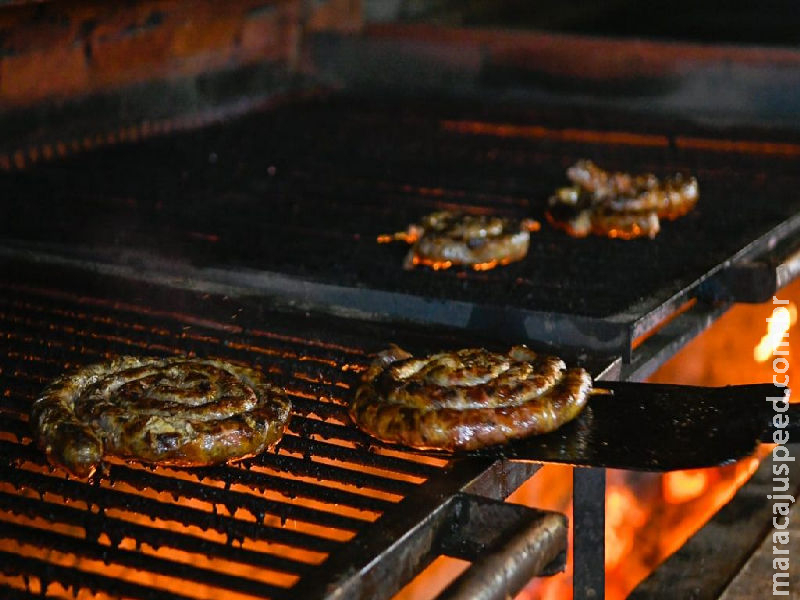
[573,467,606,600]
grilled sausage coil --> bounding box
[351,346,591,451]
[547,160,698,239]
[394,211,537,269]
[31,356,291,477]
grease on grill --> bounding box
[379,211,540,270]
[546,160,699,239]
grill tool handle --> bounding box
[760,402,800,442]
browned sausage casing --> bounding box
[408,211,533,268]
[30,356,291,478]
[351,346,591,451]
[546,160,698,239]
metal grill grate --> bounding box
[2,96,800,356]
[0,262,569,600]
[1,94,794,600]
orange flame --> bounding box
[523,219,542,232]
[471,260,499,271]
[377,231,420,244]
[663,470,709,504]
[605,485,648,570]
[411,256,453,271]
[605,225,644,240]
[410,255,526,272]
[754,302,797,362]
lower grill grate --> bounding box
[1,261,565,600]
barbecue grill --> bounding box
[2,2,800,599]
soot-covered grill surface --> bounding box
[3,95,800,348]
[1,259,576,600]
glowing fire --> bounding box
[377,231,420,244]
[544,210,653,241]
[508,279,798,599]
[663,470,709,504]
[606,226,643,240]
[523,220,542,232]
[472,260,499,271]
[605,485,648,570]
[754,302,797,362]
[409,256,520,272]
[389,280,800,600]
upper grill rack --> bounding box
[1,261,567,600]
[2,95,800,356]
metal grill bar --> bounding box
[0,303,368,387]
[0,461,338,553]
[237,453,417,496]
[0,289,369,363]
[288,415,382,446]
[269,395,349,422]
[0,550,196,600]
[0,414,28,440]
[276,435,440,477]
[109,462,392,514]
[0,491,313,577]
[0,520,288,598]
[0,584,71,600]
[2,440,373,532]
